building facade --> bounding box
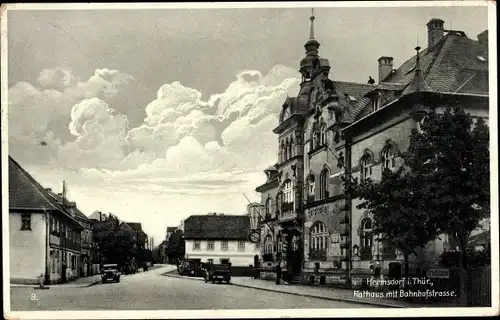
[183,214,260,267]
[9,156,84,285]
[255,15,489,287]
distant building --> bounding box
[8,156,84,284]
[125,222,149,249]
[166,226,177,241]
[183,214,259,267]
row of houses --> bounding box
[8,156,150,285]
[253,16,490,286]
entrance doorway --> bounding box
[284,229,303,277]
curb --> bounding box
[162,273,404,308]
[231,283,405,309]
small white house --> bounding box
[183,214,260,267]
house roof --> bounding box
[46,190,90,222]
[183,214,251,240]
[350,31,489,122]
[126,222,143,232]
[89,211,106,221]
[8,156,83,229]
[166,227,177,233]
[9,156,59,211]
[385,32,488,95]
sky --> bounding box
[5,3,489,245]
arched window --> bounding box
[277,234,283,256]
[360,154,373,180]
[320,124,326,146]
[283,180,294,204]
[319,168,329,199]
[307,174,315,197]
[265,197,272,218]
[360,218,373,248]
[382,145,396,171]
[289,137,293,158]
[279,141,284,162]
[310,222,329,252]
[284,139,289,161]
[264,234,273,255]
[311,124,318,150]
[276,191,282,214]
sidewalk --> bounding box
[11,274,102,289]
[162,272,455,308]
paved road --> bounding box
[10,266,376,310]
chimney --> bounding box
[427,18,445,51]
[46,188,52,192]
[377,56,393,83]
[477,30,488,51]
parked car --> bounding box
[204,263,231,284]
[178,259,203,277]
[101,264,121,283]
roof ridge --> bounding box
[9,157,57,211]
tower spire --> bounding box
[304,8,320,54]
[309,8,315,40]
[402,45,432,95]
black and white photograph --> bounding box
[1,1,498,319]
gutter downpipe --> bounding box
[345,132,353,289]
[44,209,50,286]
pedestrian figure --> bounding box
[276,262,282,285]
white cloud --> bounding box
[9,64,300,241]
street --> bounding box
[10,266,376,310]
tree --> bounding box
[355,166,436,277]
[405,106,489,306]
[92,214,136,269]
[166,230,185,264]
[347,105,489,306]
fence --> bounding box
[401,266,491,306]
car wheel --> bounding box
[102,279,106,284]
[212,278,216,284]
[226,279,230,284]
[117,277,120,283]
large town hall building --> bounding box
[255,14,489,286]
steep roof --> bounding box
[8,156,83,229]
[183,214,250,240]
[46,190,90,222]
[9,156,59,211]
[126,222,143,232]
[333,81,374,101]
[350,31,488,122]
[166,227,177,233]
[386,32,488,95]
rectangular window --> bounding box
[238,240,245,251]
[21,214,31,230]
[220,258,230,264]
[255,242,261,250]
[193,240,200,250]
[221,240,228,251]
[207,258,214,264]
[207,240,214,250]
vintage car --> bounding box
[101,264,121,283]
[178,260,203,277]
[204,263,231,284]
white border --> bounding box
[1,1,498,319]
